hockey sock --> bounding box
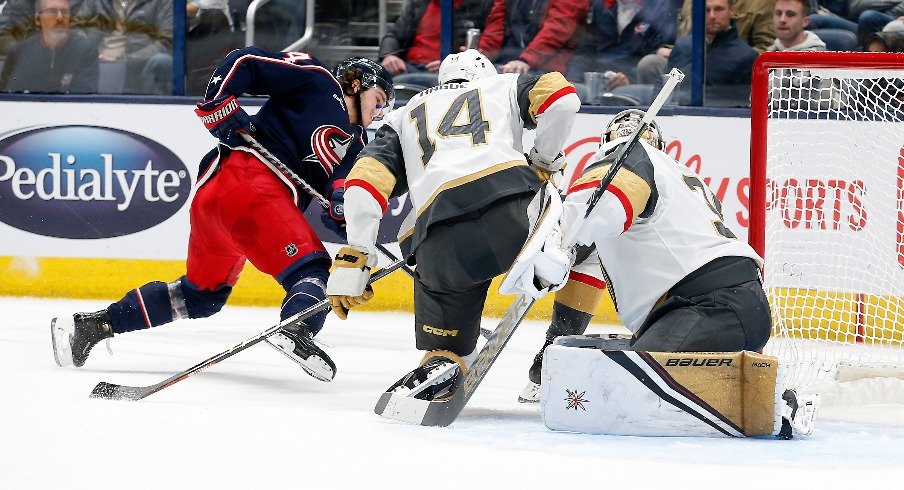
[280,262,329,335]
[548,301,593,338]
[107,277,233,334]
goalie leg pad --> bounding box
[540,347,781,437]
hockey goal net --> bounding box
[750,52,904,407]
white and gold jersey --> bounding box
[563,138,762,332]
[343,72,580,257]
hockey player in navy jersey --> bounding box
[324,49,581,395]
[50,47,394,382]
[501,109,772,402]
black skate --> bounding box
[518,334,555,403]
[388,354,462,401]
[269,324,337,382]
[51,311,113,367]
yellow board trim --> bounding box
[1,256,620,323]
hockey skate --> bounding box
[269,324,337,381]
[518,334,554,403]
[778,389,820,439]
[51,311,113,367]
[387,352,464,401]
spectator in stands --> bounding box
[379,0,495,88]
[0,0,98,92]
[853,1,904,40]
[666,0,759,104]
[74,0,172,94]
[566,0,678,93]
[0,0,35,56]
[635,0,772,85]
[767,0,826,50]
[479,0,588,75]
[864,28,904,49]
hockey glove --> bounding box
[195,94,255,147]
[326,246,376,320]
[526,147,566,183]
[320,179,347,239]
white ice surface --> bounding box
[3,296,903,489]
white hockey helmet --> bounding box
[438,49,497,85]
[601,109,665,151]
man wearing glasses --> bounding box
[0,0,98,93]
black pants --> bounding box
[630,257,772,353]
[412,193,533,356]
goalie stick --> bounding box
[89,259,406,401]
[374,69,685,427]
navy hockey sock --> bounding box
[107,277,232,334]
[280,263,329,335]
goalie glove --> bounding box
[326,246,377,320]
[526,147,566,182]
[195,94,255,148]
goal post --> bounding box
[750,51,904,403]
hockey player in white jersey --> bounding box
[326,49,581,394]
[504,109,772,403]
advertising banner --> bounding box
[0,101,753,261]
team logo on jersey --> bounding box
[285,244,298,257]
[564,389,590,411]
[305,125,353,175]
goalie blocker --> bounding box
[540,340,818,438]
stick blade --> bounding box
[375,389,465,427]
[90,381,149,401]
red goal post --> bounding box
[749,51,904,402]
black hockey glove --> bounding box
[195,94,255,148]
[320,179,347,239]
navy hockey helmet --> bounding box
[601,109,665,151]
[334,57,396,114]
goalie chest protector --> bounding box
[539,345,782,437]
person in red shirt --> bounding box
[479,0,589,75]
[379,0,495,87]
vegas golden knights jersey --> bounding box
[342,72,580,258]
[564,138,762,333]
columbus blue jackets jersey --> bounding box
[197,47,364,208]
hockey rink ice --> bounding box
[3,296,903,488]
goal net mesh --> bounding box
[752,53,904,400]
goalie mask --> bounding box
[601,109,665,151]
[334,57,396,121]
[438,49,497,85]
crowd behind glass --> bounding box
[0,0,901,106]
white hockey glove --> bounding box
[326,246,377,320]
[526,147,566,183]
[500,184,572,300]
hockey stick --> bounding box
[236,134,421,359]
[89,259,406,401]
[562,68,684,248]
[238,132,414,276]
[375,70,685,426]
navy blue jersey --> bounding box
[199,47,365,209]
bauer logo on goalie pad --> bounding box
[0,125,190,239]
[540,346,781,437]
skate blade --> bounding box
[265,337,335,382]
[517,381,540,403]
[50,317,74,368]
